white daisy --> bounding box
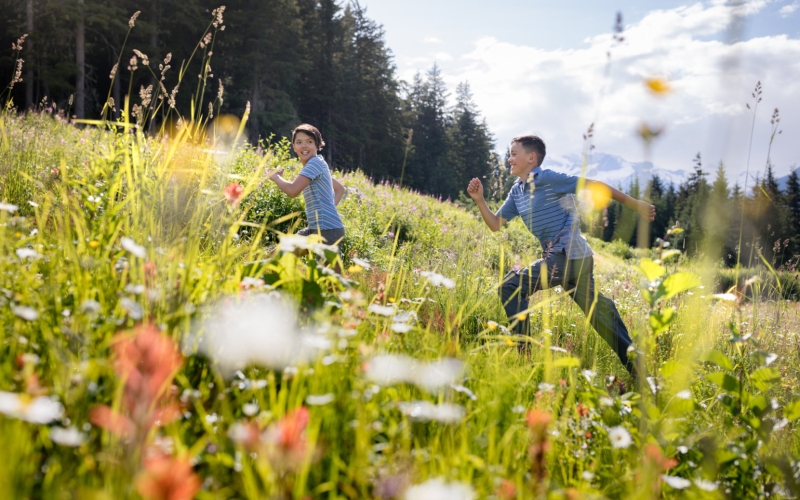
[661,475,691,489]
[120,237,146,258]
[608,426,632,449]
[50,426,85,447]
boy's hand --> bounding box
[467,178,484,201]
[638,200,656,221]
[267,168,284,180]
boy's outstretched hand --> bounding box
[467,178,484,201]
[267,168,284,181]
[638,200,656,221]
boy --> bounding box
[466,135,655,374]
[268,124,346,257]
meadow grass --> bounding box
[0,110,799,499]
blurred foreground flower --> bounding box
[0,392,63,423]
[364,354,464,393]
[262,406,317,469]
[121,237,147,258]
[223,182,244,208]
[526,409,552,485]
[193,292,326,376]
[90,325,182,439]
[420,270,455,289]
[645,77,671,94]
[608,425,632,449]
[278,234,339,259]
[136,453,201,500]
[403,477,474,500]
[398,401,465,423]
[50,426,86,447]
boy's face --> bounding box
[508,142,538,178]
[292,131,318,161]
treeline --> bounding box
[587,155,800,269]
[0,0,495,199]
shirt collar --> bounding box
[514,167,542,187]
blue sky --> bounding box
[359,0,800,183]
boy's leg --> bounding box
[566,257,634,373]
[499,253,567,335]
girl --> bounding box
[268,124,346,257]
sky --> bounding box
[358,0,800,183]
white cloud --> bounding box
[779,2,798,16]
[423,36,443,44]
[433,51,453,62]
[444,1,800,180]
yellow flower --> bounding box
[89,240,100,249]
[504,336,515,347]
[388,297,396,303]
[487,320,498,330]
[645,78,671,94]
[516,312,527,321]
[348,264,363,274]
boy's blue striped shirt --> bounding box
[497,167,593,259]
[298,155,344,230]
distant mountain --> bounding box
[541,152,688,189]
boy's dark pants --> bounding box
[500,250,634,373]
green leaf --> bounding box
[636,258,665,282]
[657,272,701,302]
[649,307,676,336]
[702,349,734,371]
[553,356,580,368]
[783,400,800,421]
[747,395,769,417]
[750,367,781,392]
[660,360,681,378]
[706,371,740,393]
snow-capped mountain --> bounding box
[541,152,688,189]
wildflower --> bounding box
[608,426,632,449]
[135,454,201,500]
[374,472,410,499]
[537,382,555,393]
[645,443,678,471]
[239,276,264,290]
[262,407,315,468]
[675,389,692,400]
[348,264,363,274]
[128,11,141,28]
[637,122,664,146]
[487,320,498,330]
[228,421,260,449]
[121,237,147,258]
[582,471,595,480]
[0,392,63,424]
[368,303,395,316]
[693,478,718,491]
[278,234,338,259]
[223,182,244,207]
[144,261,158,284]
[90,325,183,438]
[364,355,464,393]
[50,426,86,447]
[242,403,259,416]
[12,305,38,321]
[516,312,527,321]
[352,257,371,270]
[211,6,226,28]
[193,293,324,376]
[403,478,474,500]
[398,401,465,423]
[645,78,671,94]
[711,293,737,302]
[109,63,118,79]
[526,409,552,434]
[496,479,516,500]
[305,393,334,406]
[0,202,19,213]
[11,34,28,51]
[16,248,41,260]
[128,54,138,72]
[661,475,691,489]
[420,270,455,289]
[391,323,412,333]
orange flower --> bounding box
[526,409,552,436]
[136,454,201,500]
[644,443,678,471]
[223,182,244,207]
[496,479,517,500]
[144,261,158,285]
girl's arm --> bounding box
[268,168,311,198]
[332,178,346,206]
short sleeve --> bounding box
[299,156,326,180]
[496,189,519,221]
[542,170,579,194]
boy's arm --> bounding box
[467,178,506,232]
[331,177,346,206]
[267,168,311,198]
[585,179,656,221]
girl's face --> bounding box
[292,131,318,162]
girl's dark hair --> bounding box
[291,124,326,150]
[511,135,546,166]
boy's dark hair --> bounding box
[291,124,326,150]
[511,135,546,166]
